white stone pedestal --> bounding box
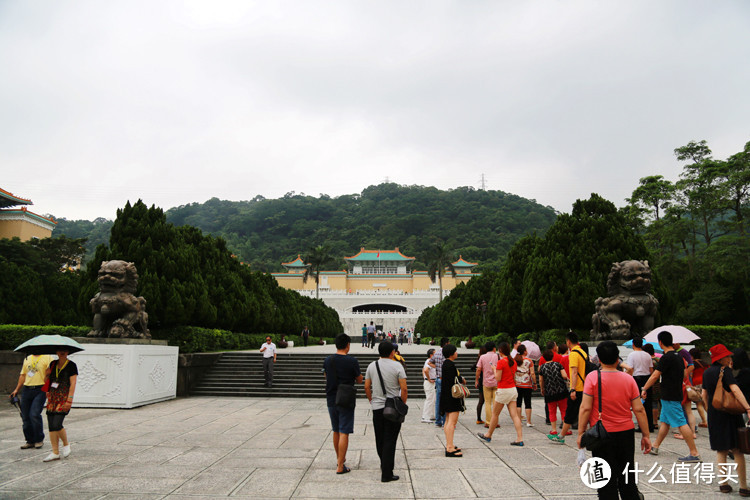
[69,340,178,409]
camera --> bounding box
[9,395,20,405]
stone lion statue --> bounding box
[88,260,151,339]
[590,260,659,341]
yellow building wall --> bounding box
[346,277,413,293]
[0,219,53,241]
[274,271,476,293]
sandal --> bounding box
[719,484,732,493]
[739,487,750,497]
[336,466,351,474]
[445,448,463,457]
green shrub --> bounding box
[0,324,337,354]
[0,325,90,350]
[684,325,750,351]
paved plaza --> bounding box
[0,390,735,499]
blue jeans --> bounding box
[434,377,444,425]
[21,386,46,444]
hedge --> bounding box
[0,324,337,354]
[0,325,89,350]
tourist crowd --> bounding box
[319,331,750,497]
[13,329,750,498]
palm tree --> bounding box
[303,244,334,299]
[426,241,456,302]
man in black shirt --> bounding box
[323,334,363,474]
[641,330,701,462]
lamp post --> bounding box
[475,300,487,337]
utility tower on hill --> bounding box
[479,173,487,190]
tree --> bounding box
[723,141,750,236]
[303,245,334,299]
[426,241,456,302]
[627,175,675,223]
[521,194,651,330]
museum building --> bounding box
[0,188,56,241]
[272,247,479,335]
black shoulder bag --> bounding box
[331,355,357,409]
[580,369,609,452]
[375,360,408,423]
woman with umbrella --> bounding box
[14,335,83,462]
[43,348,78,462]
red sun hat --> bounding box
[710,344,733,364]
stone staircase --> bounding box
[191,352,479,399]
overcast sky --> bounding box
[1,1,748,221]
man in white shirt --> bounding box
[260,336,277,387]
[364,342,407,483]
[626,337,655,432]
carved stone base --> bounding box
[68,339,178,408]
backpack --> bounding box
[574,347,598,385]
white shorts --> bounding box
[494,387,518,405]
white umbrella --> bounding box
[521,340,542,361]
[643,325,700,344]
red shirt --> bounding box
[496,357,518,389]
[583,370,640,432]
[539,352,570,373]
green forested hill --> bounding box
[55,183,557,271]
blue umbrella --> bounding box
[623,339,663,353]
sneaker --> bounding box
[20,443,34,449]
[34,442,44,449]
[649,447,659,456]
[477,432,491,443]
[61,445,71,458]
[42,453,60,462]
[547,433,564,444]
[526,423,533,427]
[678,455,702,463]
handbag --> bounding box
[712,367,746,415]
[580,369,609,452]
[738,422,750,455]
[451,373,470,399]
[330,356,356,409]
[375,360,408,423]
[41,360,54,392]
[685,384,702,403]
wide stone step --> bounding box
[193,352,480,398]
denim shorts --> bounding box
[660,399,688,428]
[328,405,355,434]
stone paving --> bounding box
[0,392,737,499]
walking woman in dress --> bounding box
[701,344,750,495]
[43,349,78,462]
[440,344,465,457]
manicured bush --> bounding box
[684,325,750,351]
[0,324,337,354]
[0,325,89,350]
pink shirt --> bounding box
[476,351,499,388]
[583,370,640,433]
